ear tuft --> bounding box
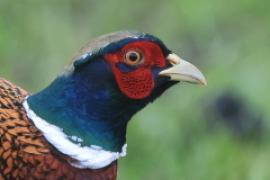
[73,53,92,68]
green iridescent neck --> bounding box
[27,67,148,152]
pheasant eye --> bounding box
[124,50,143,65]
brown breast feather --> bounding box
[0,78,117,180]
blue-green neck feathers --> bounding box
[28,58,150,151]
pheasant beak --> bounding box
[159,53,207,85]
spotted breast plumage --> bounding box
[0,31,206,180]
[0,79,117,180]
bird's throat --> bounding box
[23,99,127,169]
[26,74,139,152]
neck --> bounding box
[23,99,127,169]
[27,72,147,152]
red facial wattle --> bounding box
[104,41,166,99]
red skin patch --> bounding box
[104,41,166,99]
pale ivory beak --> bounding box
[159,53,207,85]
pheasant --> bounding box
[0,31,206,180]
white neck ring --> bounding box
[23,98,127,169]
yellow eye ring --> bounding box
[124,50,143,66]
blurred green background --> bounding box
[0,0,270,179]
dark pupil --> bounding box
[129,53,138,62]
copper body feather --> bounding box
[0,79,117,180]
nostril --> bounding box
[168,59,178,65]
[166,53,181,65]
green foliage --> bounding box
[0,0,269,179]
